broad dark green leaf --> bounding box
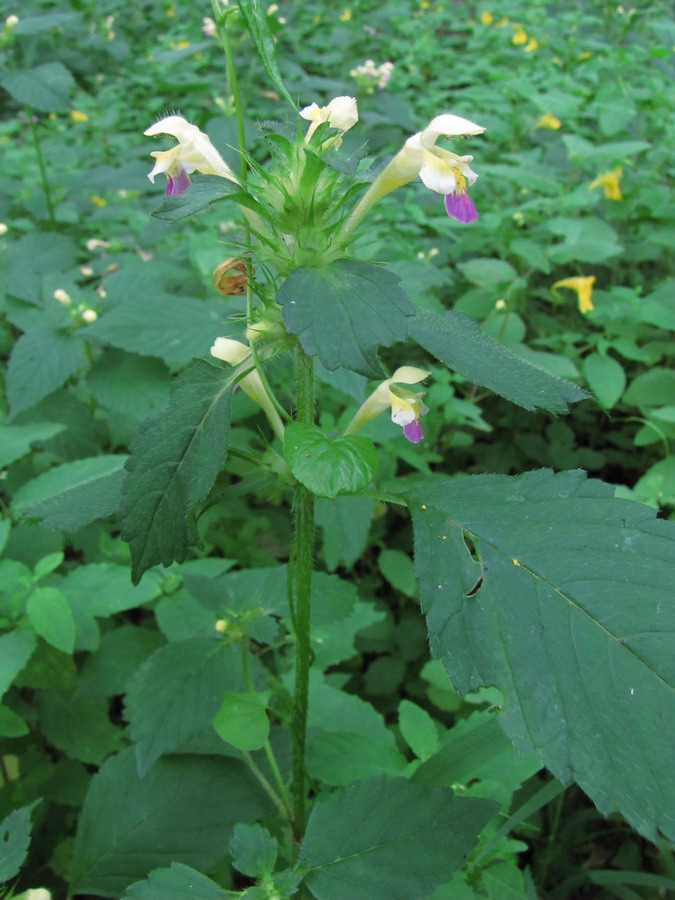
[0,802,39,883]
[122,863,240,900]
[407,468,675,841]
[0,422,64,468]
[120,360,235,583]
[37,692,125,765]
[582,353,625,409]
[0,631,37,698]
[316,496,375,571]
[277,261,415,377]
[7,327,87,417]
[230,823,278,878]
[125,638,244,775]
[123,863,235,900]
[83,295,229,369]
[285,423,378,498]
[61,562,162,618]
[410,309,587,413]
[70,749,268,897]
[236,0,295,107]
[298,776,497,900]
[151,176,237,220]
[0,61,74,112]
[75,626,165,699]
[26,587,76,654]
[13,455,127,531]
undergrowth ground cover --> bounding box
[1,1,675,898]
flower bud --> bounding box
[212,257,249,295]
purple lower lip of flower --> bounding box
[403,418,424,443]
[444,190,478,223]
[166,169,191,196]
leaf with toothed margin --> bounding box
[277,261,416,378]
[409,309,587,413]
[407,468,675,842]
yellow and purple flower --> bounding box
[345,366,430,444]
[145,115,238,196]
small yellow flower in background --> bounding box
[480,11,493,24]
[300,96,358,146]
[71,110,88,122]
[339,8,352,20]
[525,37,538,51]
[495,16,510,26]
[535,111,561,130]
[175,40,190,49]
[578,50,592,60]
[589,166,623,200]
[553,276,596,314]
[420,0,431,8]
[512,25,528,44]
[165,3,175,16]
[91,195,106,207]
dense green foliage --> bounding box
[2,1,675,898]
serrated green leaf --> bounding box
[151,176,237,221]
[236,0,295,107]
[299,776,497,900]
[230,823,278,878]
[0,706,29,738]
[623,368,675,407]
[307,730,407,785]
[120,360,235,583]
[125,638,244,775]
[213,691,270,752]
[62,562,162,618]
[70,749,268,897]
[582,353,625,409]
[0,631,37,698]
[0,802,40,883]
[123,863,235,900]
[316,495,374,571]
[26,587,76,654]
[37,692,125,765]
[84,295,230,369]
[398,699,439,760]
[13,455,127,531]
[285,423,378,498]
[88,350,171,420]
[75,626,165,700]
[378,548,416,597]
[458,258,517,286]
[410,310,586,413]
[0,422,65,468]
[278,261,415,377]
[7,327,87,417]
[407,468,675,841]
[0,61,75,111]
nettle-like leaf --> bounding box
[406,468,675,841]
[70,749,268,898]
[277,261,416,377]
[13,454,127,531]
[0,61,75,112]
[151,176,238,221]
[120,360,236,583]
[237,0,295,107]
[7,326,88,417]
[0,801,40,883]
[409,309,587,413]
[298,776,497,900]
[123,863,236,900]
[285,423,378,498]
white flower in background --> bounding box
[145,115,238,195]
[345,366,430,444]
[299,96,358,145]
[350,59,394,93]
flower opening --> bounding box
[345,366,430,444]
[553,275,596,314]
[589,167,623,200]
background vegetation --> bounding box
[1,0,675,898]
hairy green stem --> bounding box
[29,112,56,228]
[290,347,315,838]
